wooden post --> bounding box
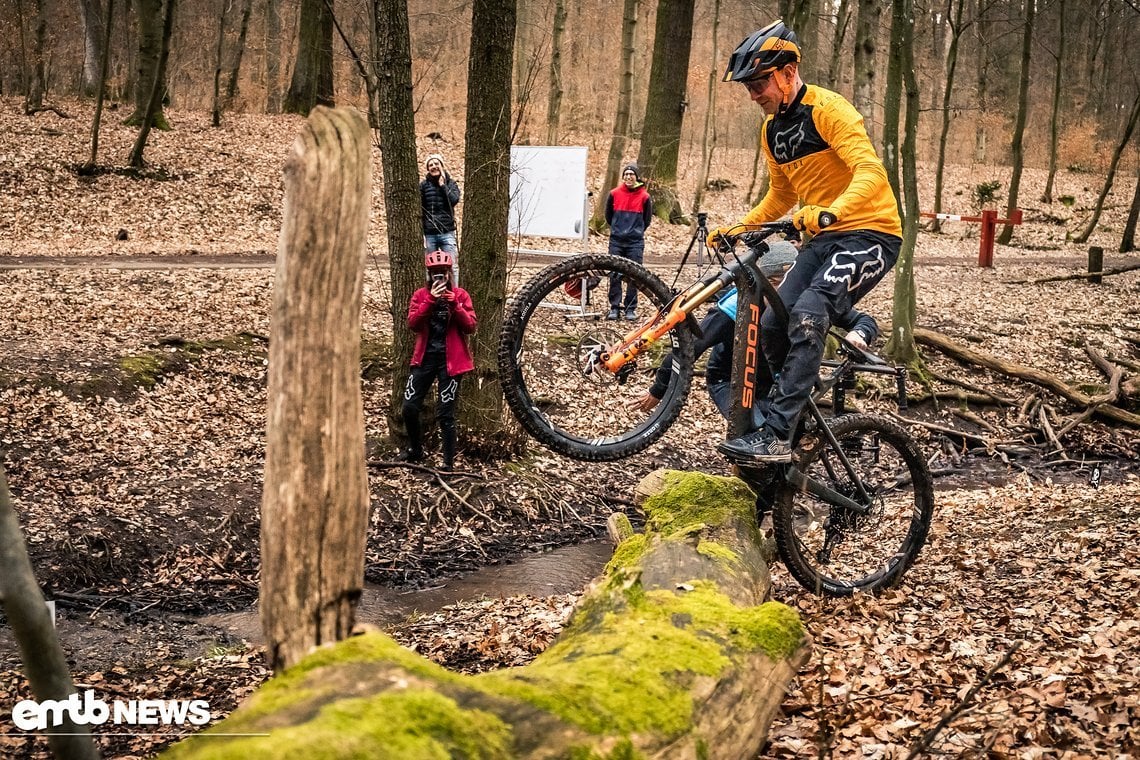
[978,208,997,267]
[1088,246,1104,285]
[260,107,372,672]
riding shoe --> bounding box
[606,307,620,320]
[624,307,638,321]
[717,429,793,464]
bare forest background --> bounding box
[2,0,1139,190]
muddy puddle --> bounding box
[197,541,615,642]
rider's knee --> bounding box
[790,310,828,347]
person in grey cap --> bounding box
[630,240,878,424]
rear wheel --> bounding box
[497,254,694,461]
[771,414,934,596]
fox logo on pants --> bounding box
[822,245,886,292]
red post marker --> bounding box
[979,209,997,268]
[919,208,1023,268]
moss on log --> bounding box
[163,470,810,760]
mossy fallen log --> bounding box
[164,470,811,760]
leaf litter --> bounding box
[1,99,1139,757]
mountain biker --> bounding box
[708,19,901,464]
[630,241,879,425]
[399,250,478,471]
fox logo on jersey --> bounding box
[772,121,806,163]
[823,245,887,291]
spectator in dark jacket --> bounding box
[420,154,461,282]
[604,164,653,321]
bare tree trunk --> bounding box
[283,0,335,115]
[996,0,1034,246]
[882,0,903,204]
[128,0,176,167]
[544,0,566,144]
[1074,93,1140,244]
[0,467,102,760]
[636,0,697,223]
[826,0,852,90]
[781,0,817,82]
[745,129,770,208]
[373,0,422,447]
[853,0,880,144]
[458,0,517,447]
[590,0,639,231]
[931,0,965,233]
[973,0,989,162]
[14,0,29,97]
[260,107,371,673]
[886,0,922,367]
[1040,0,1065,204]
[127,0,169,128]
[225,0,255,102]
[79,0,106,96]
[691,0,720,215]
[211,0,228,127]
[1121,162,1139,253]
[84,0,116,171]
[265,0,281,112]
[23,0,46,113]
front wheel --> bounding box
[772,414,934,596]
[497,254,695,461]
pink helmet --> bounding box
[425,250,454,269]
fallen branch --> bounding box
[951,408,1001,435]
[915,327,1140,428]
[1006,262,1140,284]
[928,370,1017,406]
[24,104,73,119]
[891,413,992,447]
[905,641,1022,759]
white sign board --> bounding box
[509,146,588,239]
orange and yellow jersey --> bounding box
[742,84,902,238]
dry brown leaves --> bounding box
[1,98,1139,758]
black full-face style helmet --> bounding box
[722,20,801,83]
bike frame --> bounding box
[600,223,789,374]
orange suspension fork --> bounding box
[601,278,725,374]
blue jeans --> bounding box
[424,232,459,283]
[607,240,644,310]
[759,230,900,439]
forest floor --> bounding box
[1,99,1139,758]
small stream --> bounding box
[198,541,614,642]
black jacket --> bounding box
[420,174,461,235]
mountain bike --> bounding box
[497,222,934,595]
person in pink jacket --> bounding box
[398,250,478,470]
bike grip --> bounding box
[818,211,838,229]
[895,368,908,410]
